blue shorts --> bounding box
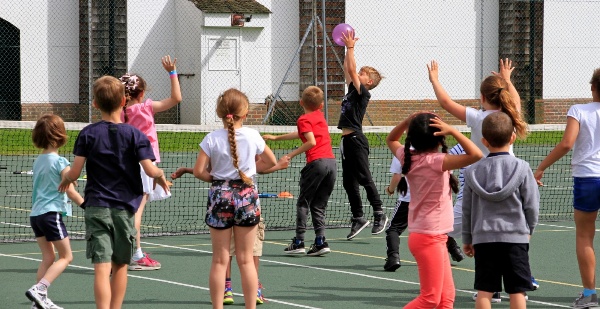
[30,212,68,241]
[573,177,600,212]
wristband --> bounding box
[169,70,177,78]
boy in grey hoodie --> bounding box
[462,112,539,309]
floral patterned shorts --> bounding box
[205,180,261,229]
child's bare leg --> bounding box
[234,225,258,309]
[93,262,112,309]
[42,238,73,282]
[134,194,149,252]
[254,256,259,273]
[110,263,128,309]
[35,237,56,282]
[508,292,527,309]
[475,291,493,309]
[210,227,233,309]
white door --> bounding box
[201,28,242,125]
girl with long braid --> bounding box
[386,113,482,308]
[194,88,276,309]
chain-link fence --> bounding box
[1,0,598,125]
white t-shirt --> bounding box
[390,156,411,202]
[200,127,265,180]
[567,102,600,177]
[465,107,514,156]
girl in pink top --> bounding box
[119,55,182,270]
[386,113,482,308]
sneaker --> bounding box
[472,292,502,303]
[284,237,305,254]
[306,239,331,256]
[573,292,598,308]
[531,276,539,290]
[347,217,370,240]
[256,282,265,305]
[223,287,234,305]
[40,297,63,309]
[446,237,465,262]
[371,212,388,235]
[383,255,401,272]
[26,285,46,308]
[129,253,161,270]
[31,302,36,309]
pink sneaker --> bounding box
[129,253,161,270]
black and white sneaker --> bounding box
[371,212,388,235]
[347,217,370,240]
[306,237,330,256]
[284,237,305,254]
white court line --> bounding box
[141,241,571,308]
[0,253,321,309]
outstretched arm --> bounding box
[258,155,290,174]
[152,55,183,113]
[171,167,193,180]
[59,156,85,192]
[492,58,521,113]
[534,116,579,185]
[193,149,213,182]
[286,132,316,160]
[427,60,466,122]
[341,30,362,94]
[262,132,299,141]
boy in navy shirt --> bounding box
[59,75,169,309]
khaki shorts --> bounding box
[230,217,264,257]
[85,206,136,264]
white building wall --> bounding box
[346,0,498,101]
[1,0,79,104]
[543,0,600,99]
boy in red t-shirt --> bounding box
[263,86,337,256]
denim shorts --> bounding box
[573,177,600,212]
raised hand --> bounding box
[341,29,359,48]
[162,55,177,72]
[491,58,515,81]
[427,60,439,83]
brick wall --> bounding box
[19,98,590,125]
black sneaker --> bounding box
[306,238,330,256]
[284,237,305,254]
[383,255,401,272]
[446,236,465,262]
[371,212,388,235]
[347,217,370,240]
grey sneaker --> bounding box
[41,297,64,309]
[26,285,46,308]
[371,212,388,235]
[573,293,598,308]
[347,217,370,240]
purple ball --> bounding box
[332,23,354,46]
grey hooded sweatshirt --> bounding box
[462,153,539,245]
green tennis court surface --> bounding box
[0,221,589,308]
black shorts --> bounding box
[474,242,533,294]
[30,212,68,241]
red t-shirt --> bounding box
[297,110,335,163]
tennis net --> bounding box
[0,121,571,242]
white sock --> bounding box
[132,248,144,261]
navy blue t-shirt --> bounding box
[73,121,155,213]
[337,82,371,133]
